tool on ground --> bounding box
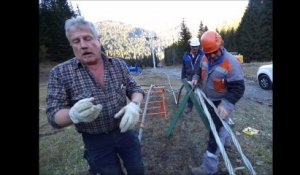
[242,127,259,135]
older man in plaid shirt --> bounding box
[46,16,144,175]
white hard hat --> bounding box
[189,37,200,46]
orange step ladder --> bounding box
[140,85,167,120]
[138,85,167,142]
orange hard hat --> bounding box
[201,31,222,54]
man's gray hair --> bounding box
[64,16,99,42]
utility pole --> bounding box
[146,34,157,69]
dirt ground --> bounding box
[39,62,272,175]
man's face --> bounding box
[190,46,199,54]
[205,49,220,61]
[68,26,101,65]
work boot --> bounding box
[184,106,193,114]
[191,151,219,175]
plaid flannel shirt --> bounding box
[46,54,144,134]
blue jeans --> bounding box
[82,129,144,175]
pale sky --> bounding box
[70,0,248,36]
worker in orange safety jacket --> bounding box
[190,31,245,175]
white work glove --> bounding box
[114,102,140,133]
[191,80,198,87]
[69,97,102,124]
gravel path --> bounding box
[243,77,272,106]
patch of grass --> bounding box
[39,83,89,175]
[253,144,272,164]
[39,128,88,175]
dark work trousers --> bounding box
[206,100,223,154]
[186,83,194,108]
[82,129,144,175]
[187,97,194,108]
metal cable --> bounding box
[196,88,256,175]
[195,88,235,175]
[138,84,155,142]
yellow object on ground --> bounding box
[242,127,259,135]
[235,54,243,63]
[229,52,244,63]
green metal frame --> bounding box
[166,79,211,137]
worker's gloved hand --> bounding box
[114,102,140,133]
[217,105,228,119]
[191,80,198,87]
[218,100,234,120]
[69,97,102,124]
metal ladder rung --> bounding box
[141,100,161,104]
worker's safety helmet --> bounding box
[189,37,200,47]
[201,31,222,53]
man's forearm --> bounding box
[54,109,73,128]
[131,92,144,104]
[225,80,245,104]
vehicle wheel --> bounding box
[258,74,272,90]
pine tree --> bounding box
[197,21,206,39]
[177,18,192,63]
[39,0,77,62]
[236,0,272,62]
[204,26,208,32]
